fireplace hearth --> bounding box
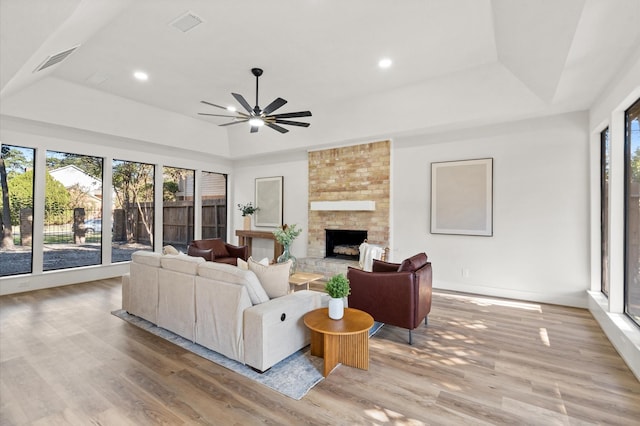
[325,229,367,260]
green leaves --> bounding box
[273,223,302,246]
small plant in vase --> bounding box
[238,203,259,230]
[324,273,351,320]
[273,224,302,274]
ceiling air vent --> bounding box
[33,45,80,73]
[170,11,203,33]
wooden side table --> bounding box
[289,272,324,292]
[235,230,283,263]
[303,308,374,377]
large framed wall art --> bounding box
[430,158,493,236]
[254,176,284,227]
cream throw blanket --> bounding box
[359,242,385,271]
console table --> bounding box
[235,230,283,263]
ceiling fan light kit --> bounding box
[199,67,312,134]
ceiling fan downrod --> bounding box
[252,68,263,114]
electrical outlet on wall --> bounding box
[462,268,470,278]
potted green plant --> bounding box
[238,202,259,230]
[324,273,351,320]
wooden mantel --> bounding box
[235,230,284,263]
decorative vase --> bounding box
[277,243,297,275]
[243,215,251,230]
[328,297,344,320]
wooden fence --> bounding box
[131,198,227,245]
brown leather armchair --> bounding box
[187,238,248,266]
[347,252,432,344]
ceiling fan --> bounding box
[199,67,312,134]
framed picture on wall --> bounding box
[431,158,493,236]
[254,176,284,227]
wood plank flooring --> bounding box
[1,278,639,425]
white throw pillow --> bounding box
[237,257,269,270]
[248,258,292,299]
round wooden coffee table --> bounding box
[304,307,374,377]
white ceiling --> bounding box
[1,0,639,157]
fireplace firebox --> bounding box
[325,229,367,260]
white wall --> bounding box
[232,151,309,261]
[393,112,590,308]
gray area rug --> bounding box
[111,309,383,400]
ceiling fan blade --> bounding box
[198,113,241,118]
[265,122,289,133]
[200,100,228,110]
[232,93,253,114]
[262,97,287,115]
[274,119,311,127]
[250,126,260,133]
[219,119,249,127]
[269,111,312,119]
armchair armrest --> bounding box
[225,243,249,261]
[187,245,214,261]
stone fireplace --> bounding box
[325,229,367,260]
[298,140,390,277]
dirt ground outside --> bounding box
[0,243,164,277]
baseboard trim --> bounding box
[433,280,588,308]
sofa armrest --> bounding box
[188,245,214,261]
[226,243,249,261]
[244,290,322,372]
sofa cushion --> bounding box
[248,258,292,299]
[132,250,162,267]
[198,262,269,305]
[398,252,429,272]
[160,254,204,274]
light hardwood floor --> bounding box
[1,278,639,425]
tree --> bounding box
[113,161,154,244]
[0,146,12,247]
[163,181,179,201]
[632,146,640,183]
[7,170,70,225]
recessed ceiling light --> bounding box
[133,71,149,81]
[227,105,237,112]
[378,58,392,69]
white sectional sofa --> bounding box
[122,251,324,372]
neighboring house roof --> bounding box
[49,165,102,198]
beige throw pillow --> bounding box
[237,257,269,271]
[162,245,180,255]
[248,258,292,299]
